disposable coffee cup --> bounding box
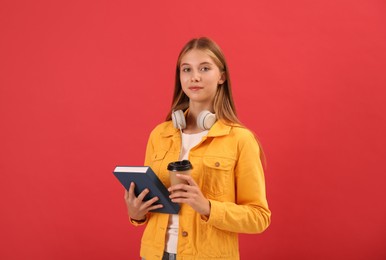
[167,160,193,187]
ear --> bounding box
[218,72,226,85]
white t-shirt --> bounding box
[165,130,208,254]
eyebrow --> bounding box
[180,61,214,66]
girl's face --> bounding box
[179,49,225,108]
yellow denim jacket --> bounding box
[133,120,271,260]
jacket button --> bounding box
[182,231,188,237]
[215,162,220,167]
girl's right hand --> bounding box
[124,182,163,221]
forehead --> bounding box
[180,49,216,65]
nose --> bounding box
[191,71,201,82]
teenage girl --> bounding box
[124,37,271,260]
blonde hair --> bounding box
[166,37,266,166]
[166,37,240,125]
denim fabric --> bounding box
[141,252,176,260]
[162,252,177,260]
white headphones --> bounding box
[172,110,217,130]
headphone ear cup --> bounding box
[197,110,217,130]
[172,110,186,129]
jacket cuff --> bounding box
[129,214,149,226]
[202,199,225,225]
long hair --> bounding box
[165,37,266,166]
[165,37,240,125]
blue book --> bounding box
[113,166,180,214]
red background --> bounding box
[1,0,385,259]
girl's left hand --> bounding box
[168,174,210,217]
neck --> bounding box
[188,102,213,118]
[183,102,213,134]
[184,112,201,134]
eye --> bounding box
[200,67,210,72]
[181,67,191,72]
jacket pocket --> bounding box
[149,150,167,174]
[202,157,235,198]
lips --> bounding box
[189,86,203,91]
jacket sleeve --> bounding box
[204,130,271,234]
[128,129,156,227]
[144,128,155,167]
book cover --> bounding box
[113,166,180,214]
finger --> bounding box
[169,190,190,199]
[128,182,136,199]
[147,203,164,211]
[168,184,183,193]
[168,183,192,193]
[137,188,150,202]
[142,196,160,208]
[170,197,188,204]
[176,174,198,186]
[124,189,130,200]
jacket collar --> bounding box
[160,118,238,138]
